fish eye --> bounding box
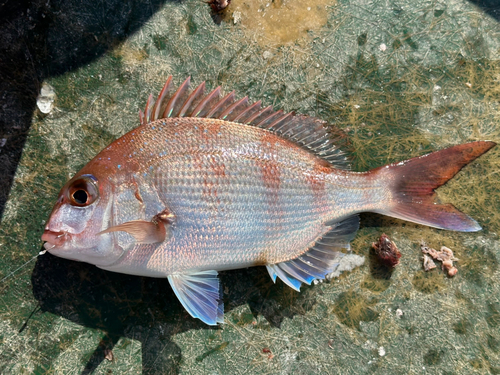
[67,175,99,207]
[72,190,88,204]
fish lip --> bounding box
[41,230,70,248]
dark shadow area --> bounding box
[0,0,174,220]
[467,0,500,21]
[31,252,317,373]
[360,212,425,233]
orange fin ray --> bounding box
[377,141,496,232]
[99,211,174,244]
[141,76,351,169]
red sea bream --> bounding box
[42,77,495,325]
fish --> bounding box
[41,76,496,325]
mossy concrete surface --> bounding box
[1,0,500,374]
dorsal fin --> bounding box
[140,76,351,169]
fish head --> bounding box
[42,172,123,266]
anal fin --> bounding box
[267,216,359,291]
[168,270,224,325]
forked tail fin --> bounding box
[374,141,496,232]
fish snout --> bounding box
[41,230,71,249]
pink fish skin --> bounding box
[41,77,495,325]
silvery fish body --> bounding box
[42,77,495,325]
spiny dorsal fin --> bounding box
[140,76,351,169]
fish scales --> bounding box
[96,118,368,274]
[42,76,495,325]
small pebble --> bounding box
[378,346,386,356]
[233,11,241,24]
[36,83,56,114]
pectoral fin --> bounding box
[99,211,174,244]
[168,271,224,325]
[98,220,166,243]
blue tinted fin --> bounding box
[167,270,224,325]
[266,216,359,291]
[266,264,303,291]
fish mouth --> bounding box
[41,230,71,250]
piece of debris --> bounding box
[326,253,365,280]
[36,83,56,114]
[232,11,241,24]
[378,346,386,357]
[207,0,231,12]
[396,309,403,318]
[104,349,114,361]
[262,51,273,60]
[422,254,437,271]
[328,339,334,349]
[262,347,274,359]
[446,265,458,277]
[420,241,458,277]
[372,234,401,267]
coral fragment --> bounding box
[372,234,401,267]
[420,241,459,277]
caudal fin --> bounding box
[375,141,496,232]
